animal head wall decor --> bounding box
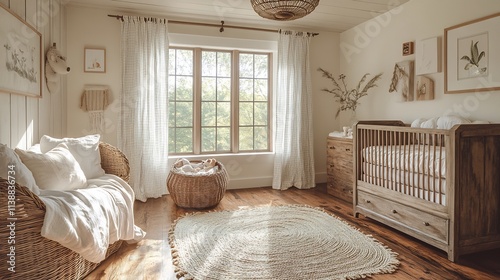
[45,44,70,94]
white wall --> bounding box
[0,0,66,149]
[65,5,340,189]
[340,0,500,124]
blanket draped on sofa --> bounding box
[39,174,145,263]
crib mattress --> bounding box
[362,144,446,179]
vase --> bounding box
[348,110,357,127]
[339,111,357,137]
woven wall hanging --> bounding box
[80,86,110,133]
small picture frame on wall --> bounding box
[402,41,414,56]
[416,37,441,75]
[84,48,106,73]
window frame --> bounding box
[168,46,273,155]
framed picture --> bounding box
[416,37,441,75]
[0,4,42,97]
[389,60,414,102]
[84,48,106,73]
[445,13,500,93]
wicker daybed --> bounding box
[0,142,130,280]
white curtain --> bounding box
[119,16,169,201]
[273,30,315,190]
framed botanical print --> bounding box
[445,13,500,93]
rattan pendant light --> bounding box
[251,0,320,21]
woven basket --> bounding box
[167,161,228,209]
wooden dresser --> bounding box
[326,136,354,203]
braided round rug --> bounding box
[169,204,399,280]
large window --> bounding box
[168,47,272,155]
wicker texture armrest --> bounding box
[99,142,130,182]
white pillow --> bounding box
[15,143,87,191]
[420,117,438,129]
[437,115,471,130]
[40,135,105,179]
[0,144,40,195]
[411,118,427,128]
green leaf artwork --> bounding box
[460,40,487,74]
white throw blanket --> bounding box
[39,174,146,263]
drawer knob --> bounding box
[423,222,430,226]
[346,148,351,152]
[329,146,336,149]
[392,209,398,214]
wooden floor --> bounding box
[86,185,500,280]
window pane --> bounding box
[254,102,267,125]
[239,102,253,126]
[168,76,176,100]
[176,76,193,101]
[217,127,230,151]
[176,128,193,153]
[217,102,230,126]
[201,102,216,126]
[217,78,231,101]
[202,51,216,76]
[177,49,193,75]
[202,77,216,101]
[168,101,176,125]
[239,79,253,101]
[254,126,268,150]
[217,52,231,77]
[239,53,253,78]
[255,54,268,78]
[239,127,253,150]
[254,79,268,101]
[202,127,215,152]
[176,102,193,127]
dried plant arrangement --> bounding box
[318,68,382,118]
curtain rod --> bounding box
[107,14,319,37]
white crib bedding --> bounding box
[362,144,446,179]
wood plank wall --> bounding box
[0,0,66,149]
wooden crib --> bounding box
[353,120,500,262]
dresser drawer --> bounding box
[326,136,354,202]
[327,139,353,160]
[357,191,448,243]
[327,176,353,203]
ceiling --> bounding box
[65,0,410,33]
